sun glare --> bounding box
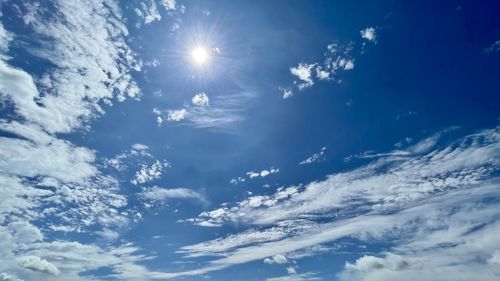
[191,47,209,65]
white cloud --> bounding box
[155,92,254,130]
[161,0,177,10]
[283,41,357,97]
[0,23,12,58]
[345,130,444,161]
[1,0,141,134]
[156,116,164,126]
[263,254,288,264]
[7,221,43,244]
[132,143,149,151]
[266,272,322,281]
[192,92,210,106]
[96,228,120,242]
[165,127,500,278]
[104,143,154,172]
[0,123,97,182]
[141,186,206,203]
[339,220,500,281]
[167,109,187,122]
[360,27,377,42]
[299,147,327,165]
[344,253,409,272]
[230,176,246,185]
[17,256,60,275]
[131,160,170,185]
[0,3,172,279]
[0,272,23,281]
[141,0,162,24]
[315,66,330,80]
[290,63,316,90]
[178,227,288,257]
[133,0,178,27]
[246,167,280,179]
[281,88,294,99]
[7,240,178,280]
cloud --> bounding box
[0,123,97,182]
[8,240,178,280]
[131,160,170,185]
[483,39,500,54]
[0,273,23,281]
[17,256,60,275]
[299,147,327,165]
[264,254,288,264]
[283,42,357,97]
[345,130,445,161]
[167,109,188,122]
[161,0,177,10]
[178,227,289,256]
[290,63,316,89]
[7,221,43,244]
[266,272,322,281]
[104,143,154,172]
[1,0,141,134]
[192,92,210,106]
[230,167,280,185]
[360,27,377,42]
[132,143,149,151]
[229,176,246,185]
[247,167,280,179]
[105,143,170,187]
[344,253,409,272]
[0,22,11,58]
[281,88,294,99]
[338,221,500,281]
[154,92,255,130]
[141,186,206,203]
[132,0,178,27]
[163,126,500,278]
[96,228,120,242]
[135,0,161,25]
[0,2,170,280]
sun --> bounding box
[191,46,209,65]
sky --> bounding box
[0,0,499,280]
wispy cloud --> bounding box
[3,1,141,134]
[154,92,255,130]
[141,186,206,204]
[162,126,500,278]
[0,1,176,279]
[483,39,500,54]
[266,272,322,281]
[299,147,327,165]
[131,0,179,29]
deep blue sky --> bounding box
[0,1,499,280]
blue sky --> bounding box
[0,0,499,280]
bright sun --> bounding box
[191,47,209,65]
